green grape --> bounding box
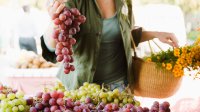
[83,82,89,87]
[107,91,114,97]
[57,89,65,92]
[13,99,20,106]
[12,106,19,112]
[135,100,140,106]
[7,93,16,100]
[107,96,112,102]
[102,98,107,104]
[1,100,8,108]
[8,101,15,107]
[128,97,133,103]
[99,92,107,98]
[122,98,128,104]
[20,98,27,105]
[64,91,70,96]
[0,93,6,100]
[114,98,119,104]
[118,96,123,101]
[16,91,24,98]
[5,107,12,112]
[119,103,123,107]
[18,105,25,111]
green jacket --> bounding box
[41,0,141,90]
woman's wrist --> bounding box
[43,22,56,51]
[140,31,158,42]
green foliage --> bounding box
[187,31,200,41]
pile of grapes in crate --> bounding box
[24,82,171,112]
[0,82,171,112]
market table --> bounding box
[0,67,59,96]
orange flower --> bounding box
[162,63,166,67]
[166,63,172,70]
[174,48,180,57]
[146,58,152,62]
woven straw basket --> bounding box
[130,28,182,98]
[131,57,183,98]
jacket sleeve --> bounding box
[40,36,57,63]
[131,26,142,47]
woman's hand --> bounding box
[141,31,179,48]
[47,0,67,17]
[156,32,179,48]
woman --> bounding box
[41,0,179,91]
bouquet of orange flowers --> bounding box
[145,37,200,79]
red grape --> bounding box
[77,15,86,23]
[56,42,64,49]
[53,29,60,39]
[35,103,44,110]
[62,47,69,55]
[54,18,61,25]
[56,55,64,62]
[70,65,75,71]
[59,14,66,21]
[60,23,67,30]
[58,33,67,42]
[49,98,57,106]
[75,26,80,32]
[50,91,58,99]
[55,49,62,55]
[64,63,70,69]
[69,28,77,35]
[70,8,81,16]
[64,69,70,74]
[63,10,72,17]
[52,13,59,20]
[30,107,37,112]
[42,100,49,107]
[44,107,51,112]
[69,38,76,45]
[57,91,64,98]
[57,98,64,106]
[42,93,51,101]
[65,18,72,26]
[50,105,58,112]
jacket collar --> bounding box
[94,0,123,18]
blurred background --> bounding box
[0,0,200,112]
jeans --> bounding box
[105,77,128,92]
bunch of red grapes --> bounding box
[52,7,86,74]
[28,91,65,112]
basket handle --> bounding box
[148,40,164,54]
[130,33,137,57]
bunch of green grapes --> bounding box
[64,82,140,107]
[0,91,29,112]
[49,81,66,93]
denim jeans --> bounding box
[105,77,128,92]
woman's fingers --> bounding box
[169,34,179,47]
[48,0,67,17]
[165,36,179,48]
[56,3,65,13]
[52,1,60,13]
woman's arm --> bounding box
[43,0,66,49]
[140,31,179,47]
